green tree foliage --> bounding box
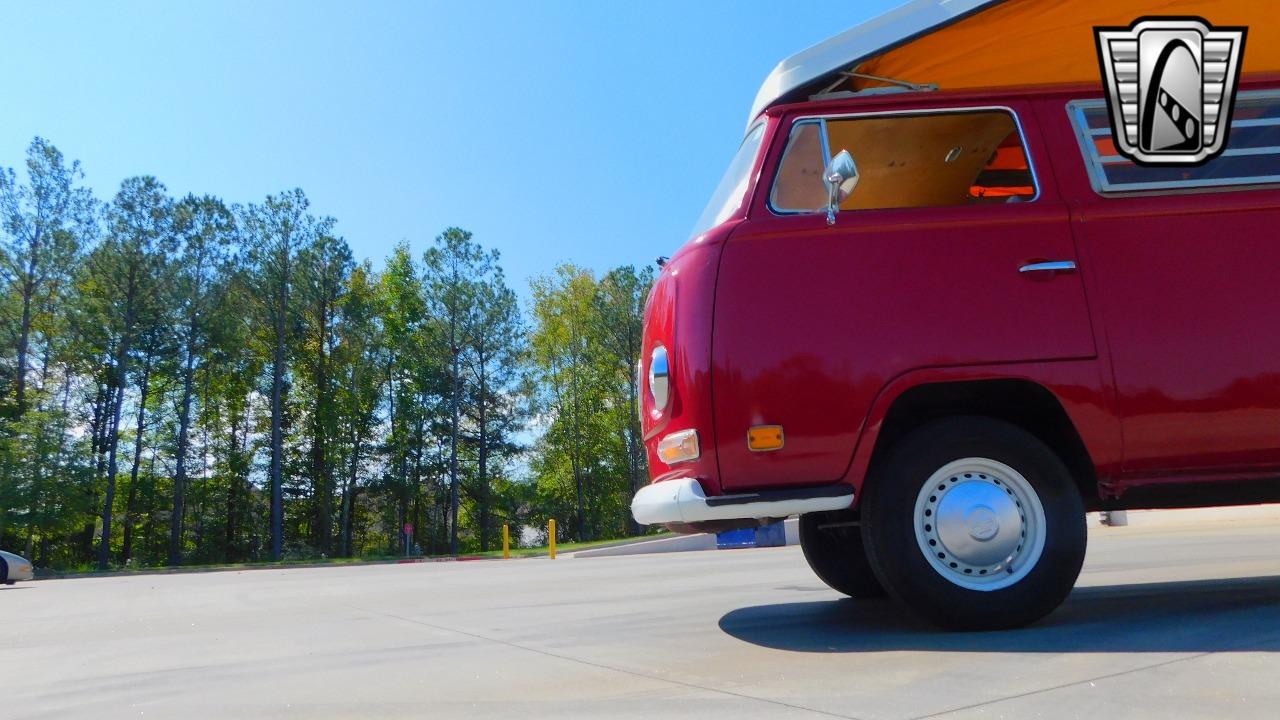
[0,137,95,417]
[594,266,654,535]
[0,138,95,545]
[425,228,525,553]
[240,189,331,561]
[527,263,653,542]
[168,194,236,565]
[0,138,652,569]
[297,233,354,556]
[85,176,177,570]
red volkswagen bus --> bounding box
[631,0,1280,629]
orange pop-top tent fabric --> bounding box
[853,0,1280,91]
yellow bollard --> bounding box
[502,523,510,560]
[548,518,556,560]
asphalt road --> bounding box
[4,520,1280,720]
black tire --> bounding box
[0,556,8,584]
[799,510,886,598]
[861,416,1086,630]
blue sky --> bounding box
[2,1,897,296]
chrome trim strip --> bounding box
[1232,117,1280,128]
[819,118,832,165]
[1097,146,1280,164]
[1082,175,1280,193]
[768,119,827,213]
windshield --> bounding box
[689,122,766,238]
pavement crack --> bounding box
[344,602,865,720]
[907,650,1217,719]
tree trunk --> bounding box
[387,357,409,555]
[15,288,32,413]
[339,356,368,558]
[625,365,644,536]
[412,412,424,554]
[344,487,362,557]
[570,346,586,542]
[85,382,110,561]
[146,449,161,558]
[477,355,490,552]
[37,369,75,553]
[340,426,362,557]
[24,344,55,557]
[97,367,129,569]
[448,318,461,556]
[122,350,153,563]
[312,298,331,555]
[269,279,287,561]
[169,318,199,565]
[13,237,41,415]
[98,290,136,571]
[225,404,245,559]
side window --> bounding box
[769,110,1036,214]
[770,121,827,211]
[1069,91,1280,192]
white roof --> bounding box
[747,0,1000,128]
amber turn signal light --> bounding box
[657,429,700,465]
[748,425,784,452]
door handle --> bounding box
[1019,260,1077,274]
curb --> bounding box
[572,518,801,558]
[1087,503,1280,530]
[33,554,492,581]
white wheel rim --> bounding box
[912,457,1047,591]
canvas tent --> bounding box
[749,0,1280,127]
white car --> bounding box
[0,550,34,584]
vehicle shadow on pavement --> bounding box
[718,575,1280,652]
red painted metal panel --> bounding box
[638,78,1280,506]
[1035,82,1280,477]
[711,98,1095,491]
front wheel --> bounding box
[861,416,1086,630]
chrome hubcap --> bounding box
[913,458,1047,591]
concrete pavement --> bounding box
[3,518,1280,719]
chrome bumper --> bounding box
[631,477,854,526]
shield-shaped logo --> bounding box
[1095,17,1246,166]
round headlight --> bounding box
[649,345,670,411]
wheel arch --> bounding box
[853,377,1101,509]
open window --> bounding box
[770,109,1036,214]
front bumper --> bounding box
[631,477,854,526]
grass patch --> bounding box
[33,533,677,578]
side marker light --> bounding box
[748,425,784,452]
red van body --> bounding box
[631,74,1280,629]
[641,76,1280,508]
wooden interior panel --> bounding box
[771,122,827,211]
[825,112,1018,210]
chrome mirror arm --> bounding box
[823,149,859,227]
[825,172,843,226]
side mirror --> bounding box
[824,150,859,226]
